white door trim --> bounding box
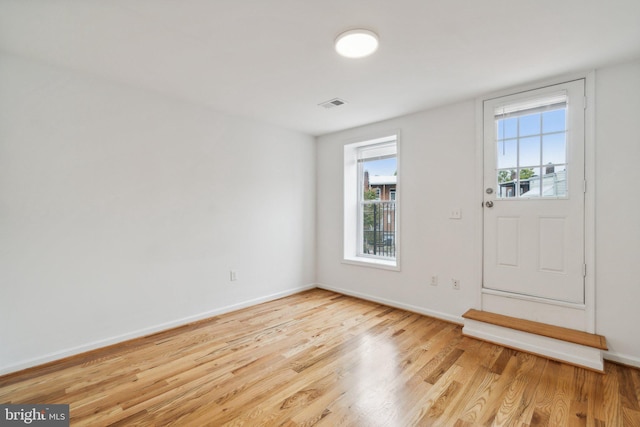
[474,70,596,333]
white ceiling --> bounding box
[1,0,639,136]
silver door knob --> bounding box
[485,201,494,208]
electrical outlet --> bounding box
[230,270,238,281]
[452,279,460,290]
[430,275,438,286]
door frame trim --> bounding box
[474,70,596,333]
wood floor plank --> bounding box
[418,366,464,425]
[585,367,606,427]
[0,289,638,426]
[623,407,640,426]
[491,353,544,426]
[454,366,501,424]
[476,352,523,425]
[531,359,562,425]
[603,362,625,426]
[548,363,575,426]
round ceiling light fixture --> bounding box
[335,29,379,58]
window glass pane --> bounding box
[543,133,566,164]
[358,146,397,260]
[360,157,397,201]
[361,158,397,179]
[492,95,570,201]
[520,166,567,197]
[496,139,517,169]
[542,109,565,133]
[497,169,517,198]
[519,136,541,166]
[360,201,396,258]
[361,203,375,254]
[544,164,567,197]
[519,167,541,197]
[519,113,541,137]
[497,117,518,139]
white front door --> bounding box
[483,79,585,304]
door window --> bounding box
[494,94,568,199]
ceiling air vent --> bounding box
[318,98,348,109]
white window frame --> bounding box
[343,132,400,270]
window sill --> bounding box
[342,256,400,271]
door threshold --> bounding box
[462,309,606,372]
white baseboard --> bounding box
[0,284,316,376]
[316,283,464,325]
[603,351,640,369]
[462,318,604,372]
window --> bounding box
[344,134,399,269]
[494,93,568,198]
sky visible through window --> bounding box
[364,157,397,177]
[496,109,566,170]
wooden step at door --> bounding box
[461,309,607,372]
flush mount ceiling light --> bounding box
[335,29,379,58]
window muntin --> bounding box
[494,93,568,199]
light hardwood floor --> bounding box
[1,289,639,426]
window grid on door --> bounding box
[494,94,568,199]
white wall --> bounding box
[317,101,480,323]
[0,53,316,374]
[316,59,640,367]
[594,59,640,366]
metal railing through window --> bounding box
[361,201,396,259]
